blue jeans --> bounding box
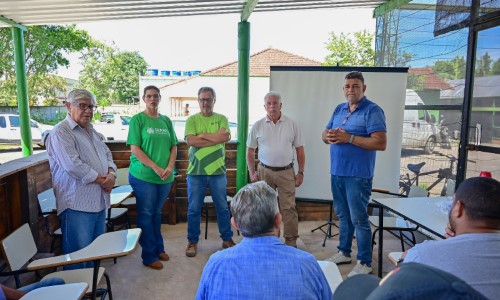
[129,174,172,265]
[331,175,373,265]
[18,277,65,293]
[59,208,106,270]
[187,174,233,243]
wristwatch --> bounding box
[298,171,304,175]
[109,171,117,178]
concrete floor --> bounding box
[96,220,411,300]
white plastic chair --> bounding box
[37,188,62,253]
[317,260,343,294]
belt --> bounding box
[259,162,294,172]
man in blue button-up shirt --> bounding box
[196,181,332,300]
[322,71,387,277]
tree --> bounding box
[323,30,375,66]
[0,25,91,105]
[108,51,148,103]
[78,40,114,106]
[432,56,466,80]
[476,52,492,77]
[79,42,147,104]
[491,58,500,75]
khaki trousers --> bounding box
[257,165,299,244]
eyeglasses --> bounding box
[199,98,214,104]
[342,112,352,125]
[73,102,97,112]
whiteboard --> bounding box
[270,66,408,200]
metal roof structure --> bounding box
[1,0,390,27]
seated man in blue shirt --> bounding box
[196,181,332,300]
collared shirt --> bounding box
[196,236,332,300]
[247,114,304,167]
[326,97,386,178]
[47,115,116,215]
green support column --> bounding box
[236,21,250,191]
[12,27,33,156]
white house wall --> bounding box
[159,76,270,124]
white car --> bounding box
[0,114,53,147]
[92,113,131,141]
[171,117,238,141]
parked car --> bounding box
[402,89,451,154]
[93,113,131,141]
[171,117,238,141]
[0,114,53,147]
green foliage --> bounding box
[432,56,466,80]
[109,51,148,102]
[0,25,91,105]
[492,59,500,75]
[476,52,492,77]
[431,53,500,79]
[407,74,424,91]
[79,41,147,104]
[323,30,375,67]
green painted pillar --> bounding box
[236,21,250,191]
[12,27,33,156]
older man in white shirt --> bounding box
[246,91,305,247]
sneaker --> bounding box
[158,252,170,261]
[186,243,197,257]
[348,261,373,277]
[327,251,352,264]
[222,239,236,249]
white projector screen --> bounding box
[270,66,408,201]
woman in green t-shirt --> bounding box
[127,85,178,270]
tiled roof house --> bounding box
[158,48,321,121]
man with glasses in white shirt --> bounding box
[47,89,117,270]
[322,71,387,277]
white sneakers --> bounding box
[328,251,373,277]
[348,261,373,277]
[327,251,352,264]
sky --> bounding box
[56,7,376,79]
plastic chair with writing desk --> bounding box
[20,282,89,300]
[0,223,112,300]
[27,227,141,300]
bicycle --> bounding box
[399,153,457,197]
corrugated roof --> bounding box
[408,67,451,90]
[202,47,322,77]
[442,75,500,98]
[0,0,388,27]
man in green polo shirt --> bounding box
[184,87,235,257]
